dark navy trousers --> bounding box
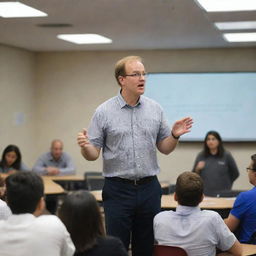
[102,176,162,256]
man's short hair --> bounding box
[114,56,142,86]
[251,154,256,170]
[6,171,44,214]
[175,171,204,207]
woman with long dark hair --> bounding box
[58,190,128,256]
[192,131,239,196]
[0,145,30,173]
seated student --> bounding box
[0,145,30,174]
[225,154,256,244]
[0,175,11,220]
[0,171,75,256]
[58,190,128,256]
[33,139,75,176]
[154,172,242,256]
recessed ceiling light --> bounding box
[215,21,256,30]
[195,0,256,12]
[0,2,47,18]
[57,34,112,44]
[223,32,256,42]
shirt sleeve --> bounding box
[192,152,203,172]
[58,154,76,175]
[214,213,237,251]
[88,108,105,148]
[60,226,76,256]
[0,199,12,220]
[230,193,246,220]
[32,155,47,175]
[20,162,31,172]
[226,152,240,182]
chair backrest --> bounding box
[154,245,188,256]
[215,189,244,198]
[84,171,104,191]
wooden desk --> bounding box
[1,173,66,195]
[217,243,256,256]
[90,191,235,210]
[47,175,84,181]
[43,177,65,195]
[46,175,84,191]
[161,194,235,210]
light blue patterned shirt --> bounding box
[32,152,75,175]
[88,92,170,179]
[154,205,236,256]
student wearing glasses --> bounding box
[77,56,193,256]
[225,154,256,244]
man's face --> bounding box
[247,160,256,185]
[119,60,146,97]
[51,142,63,160]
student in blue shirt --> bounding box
[225,154,256,243]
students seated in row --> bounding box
[225,154,256,244]
[33,139,75,176]
[58,190,128,256]
[154,171,242,256]
[0,171,75,256]
[0,145,30,174]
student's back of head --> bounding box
[175,171,204,207]
[58,190,105,252]
[6,171,44,214]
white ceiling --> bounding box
[0,0,256,52]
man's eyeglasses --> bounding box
[124,73,148,78]
[246,167,256,172]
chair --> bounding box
[215,190,245,198]
[154,245,188,256]
[84,171,105,191]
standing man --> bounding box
[33,139,75,176]
[77,56,193,256]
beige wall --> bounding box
[1,44,256,189]
[0,44,36,167]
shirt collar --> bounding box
[8,213,35,223]
[117,90,142,109]
[49,152,63,162]
[176,205,201,216]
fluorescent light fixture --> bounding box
[223,32,256,42]
[57,34,112,44]
[0,2,47,18]
[196,0,256,12]
[215,21,256,30]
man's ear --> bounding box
[199,194,204,203]
[118,76,125,86]
[34,197,45,217]
[174,192,178,202]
